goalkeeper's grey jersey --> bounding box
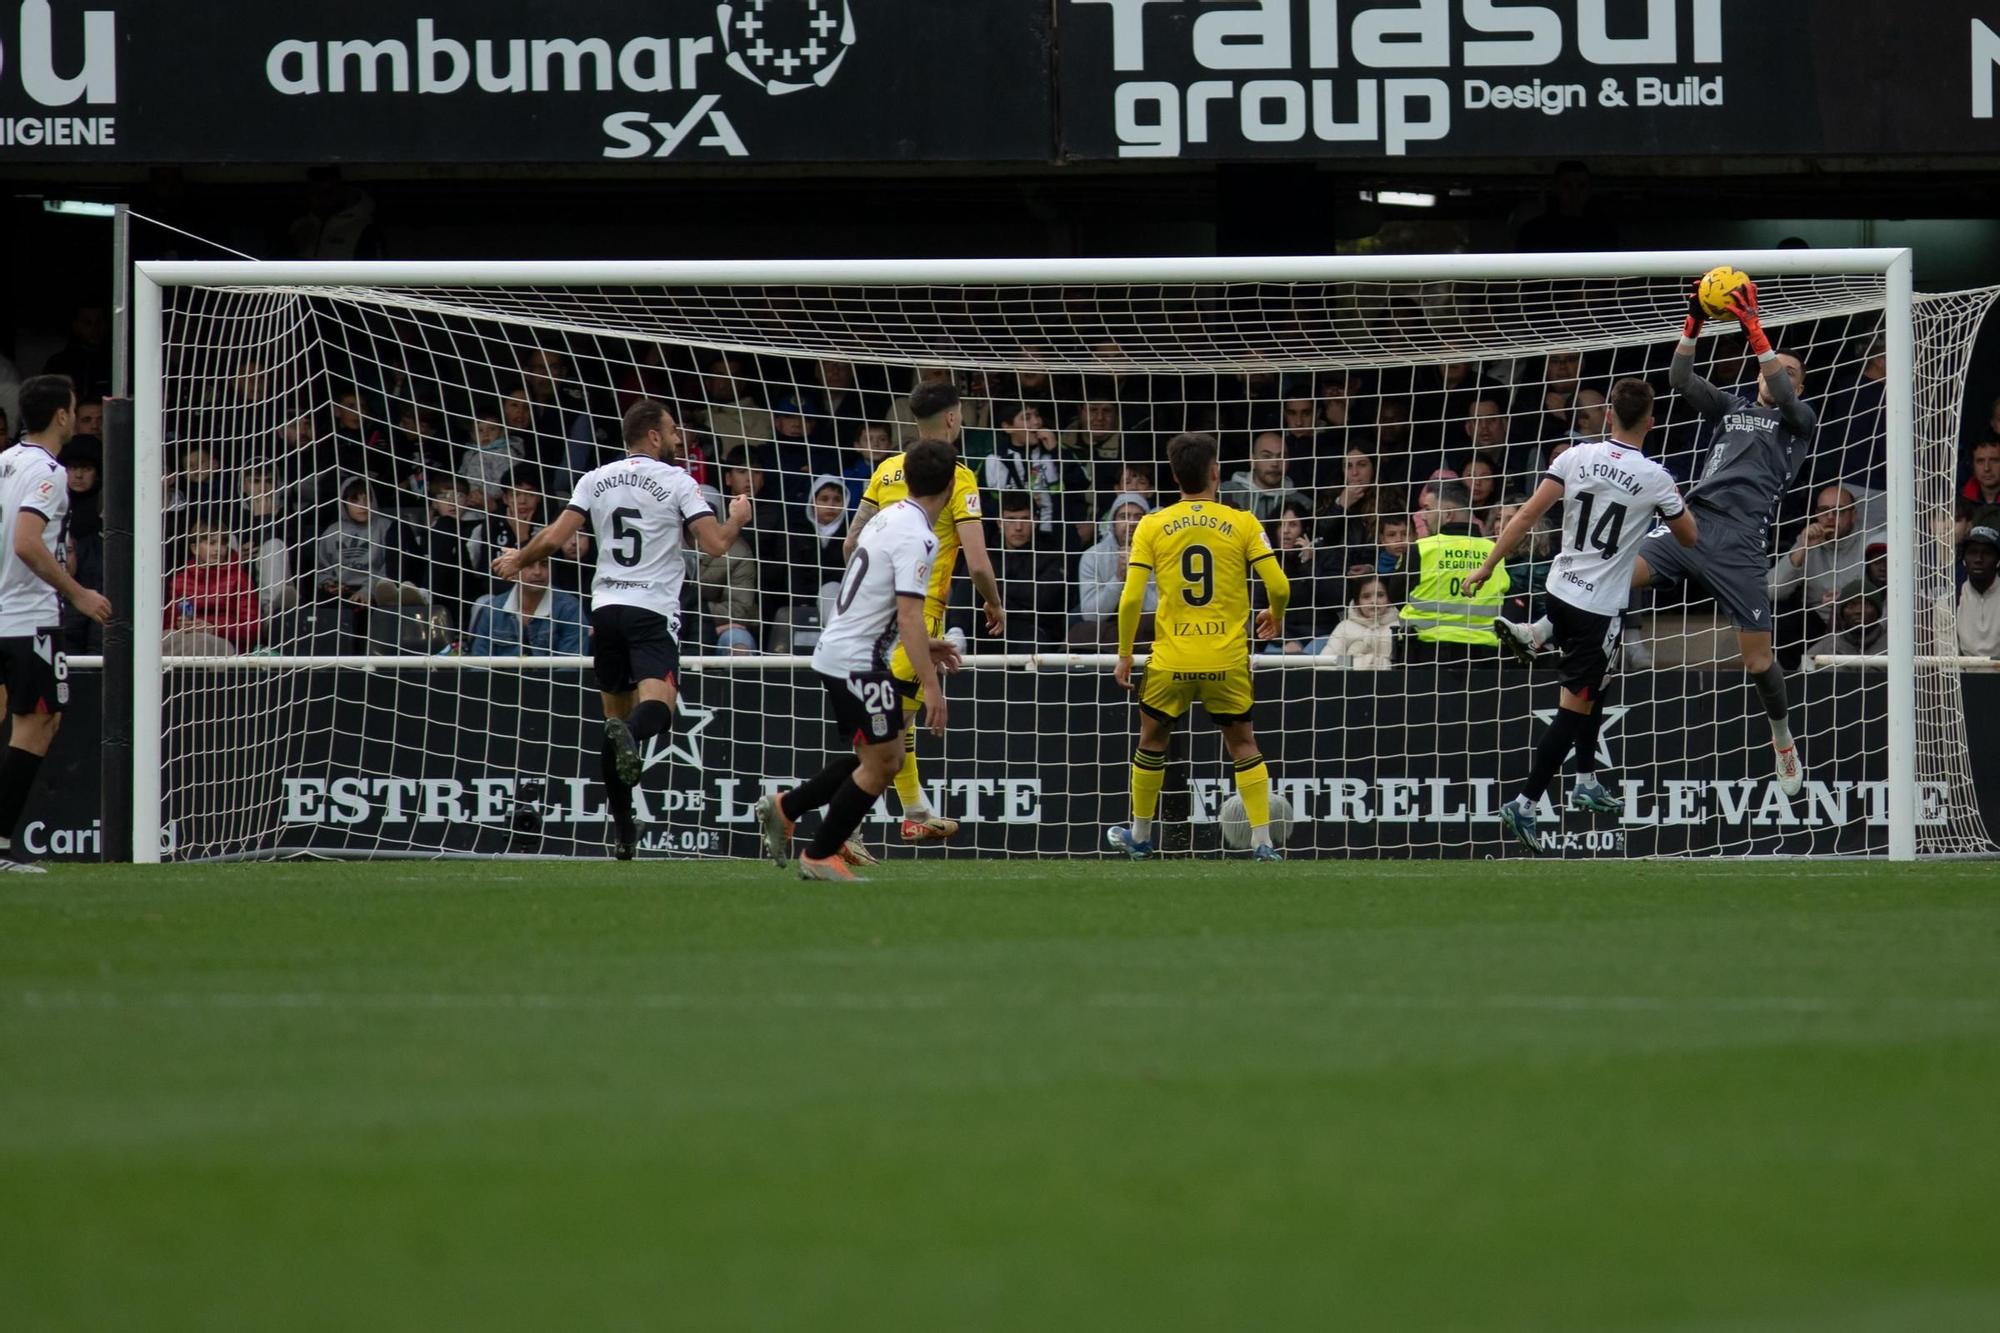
[813,499,935,677]
[564,453,713,633]
[1669,352,1815,533]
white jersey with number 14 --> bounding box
[1543,438,1685,618]
[564,453,714,634]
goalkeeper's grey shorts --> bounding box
[1636,511,1772,633]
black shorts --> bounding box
[818,669,906,747]
[590,605,679,695]
[0,629,67,716]
[1546,595,1622,700]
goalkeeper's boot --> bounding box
[1498,796,1540,855]
[798,853,865,883]
[839,837,878,868]
[1106,826,1155,861]
[1493,617,1542,668]
[1772,742,1805,798]
[604,716,644,787]
[899,814,959,843]
[1569,777,1622,816]
[1251,844,1284,863]
[753,793,793,868]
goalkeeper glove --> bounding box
[1682,279,1705,341]
[1727,281,1772,358]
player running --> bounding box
[493,399,748,861]
[1468,379,1698,852]
[1498,276,1815,796]
[0,375,113,872]
[1106,432,1290,862]
[845,381,1002,845]
[754,440,962,882]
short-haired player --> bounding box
[1108,432,1291,861]
[0,375,113,871]
[1467,378,1697,851]
[493,399,749,860]
[844,381,1002,845]
[755,440,964,882]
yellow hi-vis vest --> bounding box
[1400,531,1510,645]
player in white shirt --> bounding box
[1465,378,1698,852]
[0,375,112,872]
[753,440,963,882]
[493,399,748,860]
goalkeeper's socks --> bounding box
[805,778,877,861]
[782,754,861,822]
[893,718,930,817]
[1522,708,1586,803]
[0,747,44,842]
[625,699,671,744]
[1130,747,1167,829]
[1234,753,1274,850]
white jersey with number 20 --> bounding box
[1544,439,1686,618]
[813,498,935,677]
[564,453,714,633]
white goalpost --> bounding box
[128,250,1996,863]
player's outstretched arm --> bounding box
[1465,477,1562,594]
[897,594,947,735]
[492,509,584,581]
[1670,276,1731,419]
[14,512,110,623]
[1728,283,1816,435]
[956,517,1006,635]
[690,494,754,558]
[844,500,880,561]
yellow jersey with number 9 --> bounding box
[862,452,982,616]
[1129,499,1273,673]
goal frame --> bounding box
[129,248,1921,864]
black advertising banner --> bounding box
[1055,0,2000,162]
[0,1,1053,163]
[13,665,1965,863]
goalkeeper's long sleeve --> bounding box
[1115,563,1151,658]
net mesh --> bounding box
[146,267,1997,861]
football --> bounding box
[1220,792,1295,850]
[1698,264,1753,318]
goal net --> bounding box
[132,254,1997,862]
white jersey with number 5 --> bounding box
[564,453,713,633]
[1544,438,1685,617]
[0,443,69,636]
[813,498,936,676]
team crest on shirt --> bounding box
[717,0,857,96]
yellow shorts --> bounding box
[1137,665,1254,724]
[888,606,946,707]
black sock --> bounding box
[1571,709,1603,779]
[0,747,44,847]
[805,778,879,860]
[625,699,671,743]
[1520,709,1584,804]
[1751,664,1793,744]
[782,754,861,822]
[600,736,634,831]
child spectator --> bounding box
[458,401,521,510]
[464,556,584,657]
[1320,575,1398,671]
[1376,514,1414,575]
[787,475,851,600]
[166,516,260,654]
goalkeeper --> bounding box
[845,381,1003,843]
[1107,432,1289,862]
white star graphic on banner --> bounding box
[1530,704,1631,771]
[642,699,715,773]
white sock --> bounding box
[1531,616,1553,646]
[1251,824,1272,850]
[1132,818,1152,842]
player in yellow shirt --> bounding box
[845,381,1004,843]
[1110,432,1290,862]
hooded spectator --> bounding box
[1076,491,1156,619]
[1953,522,2000,658]
[787,474,851,598]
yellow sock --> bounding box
[894,704,927,815]
[1131,747,1167,839]
[1234,753,1272,847]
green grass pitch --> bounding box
[4,858,1997,1332]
